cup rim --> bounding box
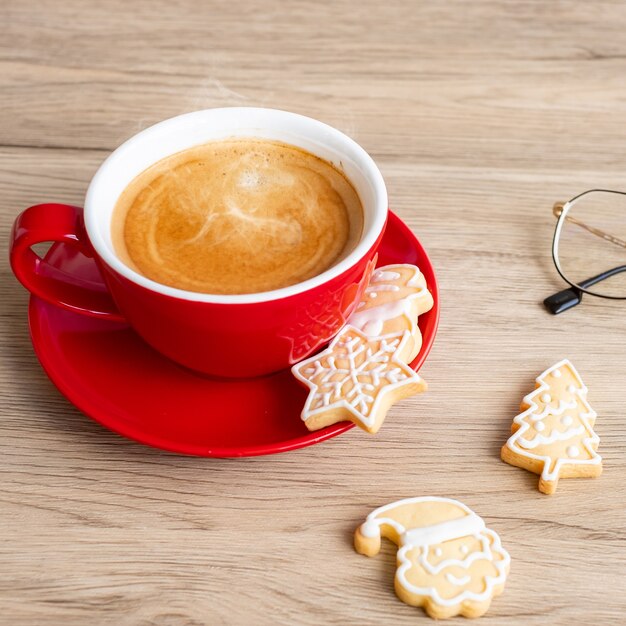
[84,107,388,304]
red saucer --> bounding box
[28,212,439,457]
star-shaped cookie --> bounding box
[292,326,427,433]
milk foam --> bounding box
[112,139,363,294]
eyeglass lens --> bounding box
[556,191,626,298]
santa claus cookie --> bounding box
[501,359,602,494]
[347,264,434,363]
[355,497,510,619]
[292,327,426,434]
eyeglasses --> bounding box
[544,189,626,314]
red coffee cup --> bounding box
[10,108,388,377]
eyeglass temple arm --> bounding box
[553,202,626,250]
[543,264,626,314]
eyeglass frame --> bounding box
[550,188,626,302]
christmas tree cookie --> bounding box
[501,359,602,494]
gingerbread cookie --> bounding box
[355,497,510,619]
[291,327,426,433]
[501,359,602,494]
[291,263,433,433]
[347,264,433,363]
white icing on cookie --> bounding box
[402,514,485,548]
[567,446,579,458]
[348,301,412,338]
[446,573,471,586]
[373,270,401,282]
[518,425,585,449]
[530,398,577,420]
[368,284,400,292]
[360,519,381,538]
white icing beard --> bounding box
[397,529,509,607]
[418,534,491,576]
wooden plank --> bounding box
[1,1,625,623]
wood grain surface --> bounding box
[1,1,625,624]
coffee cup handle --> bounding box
[10,203,125,322]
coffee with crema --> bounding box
[111,139,364,295]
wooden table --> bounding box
[1,1,625,623]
